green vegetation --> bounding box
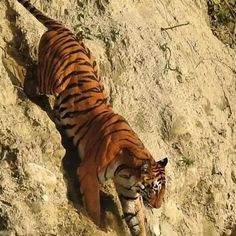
[207,0,236,47]
[177,156,195,167]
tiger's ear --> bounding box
[157,157,168,167]
[141,160,150,174]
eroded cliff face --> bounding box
[0,0,236,235]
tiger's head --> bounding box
[137,157,168,208]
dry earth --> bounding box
[0,0,236,235]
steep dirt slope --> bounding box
[0,0,236,235]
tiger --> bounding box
[15,0,168,235]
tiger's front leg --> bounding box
[77,162,101,226]
[116,184,146,236]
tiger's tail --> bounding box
[16,0,64,29]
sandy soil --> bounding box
[0,0,236,235]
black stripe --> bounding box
[74,95,92,104]
[60,123,76,129]
[47,40,78,92]
[56,70,91,88]
[42,34,73,53]
[93,117,127,144]
[53,27,67,34]
[62,58,83,70]
[142,194,151,202]
[104,166,109,181]
[90,112,117,133]
[75,110,110,136]
[123,212,138,222]
[117,138,140,146]
[80,61,93,67]
[58,95,93,113]
[41,18,55,25]
[94,129,131,162]
[92,61,97,68]
[65,79,94,90]
[114,164,129,176]
[75,123,90,147]
[65,82,80,90]
[74,120,90,137]
[100,116,132,132]
[74,111,113,147]
[42,36,75,92]
[92,119,129,157]
[41,32,73,54]
[46,25,67,31]
[82,87,101,93]
[105,119,128,129]
[55,70,91,91]
[60,48,87,60]
[49,47,87,85]
[120,133,144,149]
[104,160,113,181]
[47,43,80,83]
[116,137,146,154]
[119,194,139,201]
[22,1,31,8]
[74,121,92,148]
[59,92,81,106]
[60,56,94,75]
[83,75,98,81]
[48,38,77,58]
[59,42,79,52]
[61,98,107,119]
[131,223,139,227]
[58,106,67,113]
[83,46,91,58]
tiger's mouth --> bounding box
[142,196,162,209]
[139,189,155,208]
[142,197,153,208]
[141,189,164,209]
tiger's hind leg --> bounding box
[77,162,101,226]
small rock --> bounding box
[24,163,57,189]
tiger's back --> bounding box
[38,30,100,95]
